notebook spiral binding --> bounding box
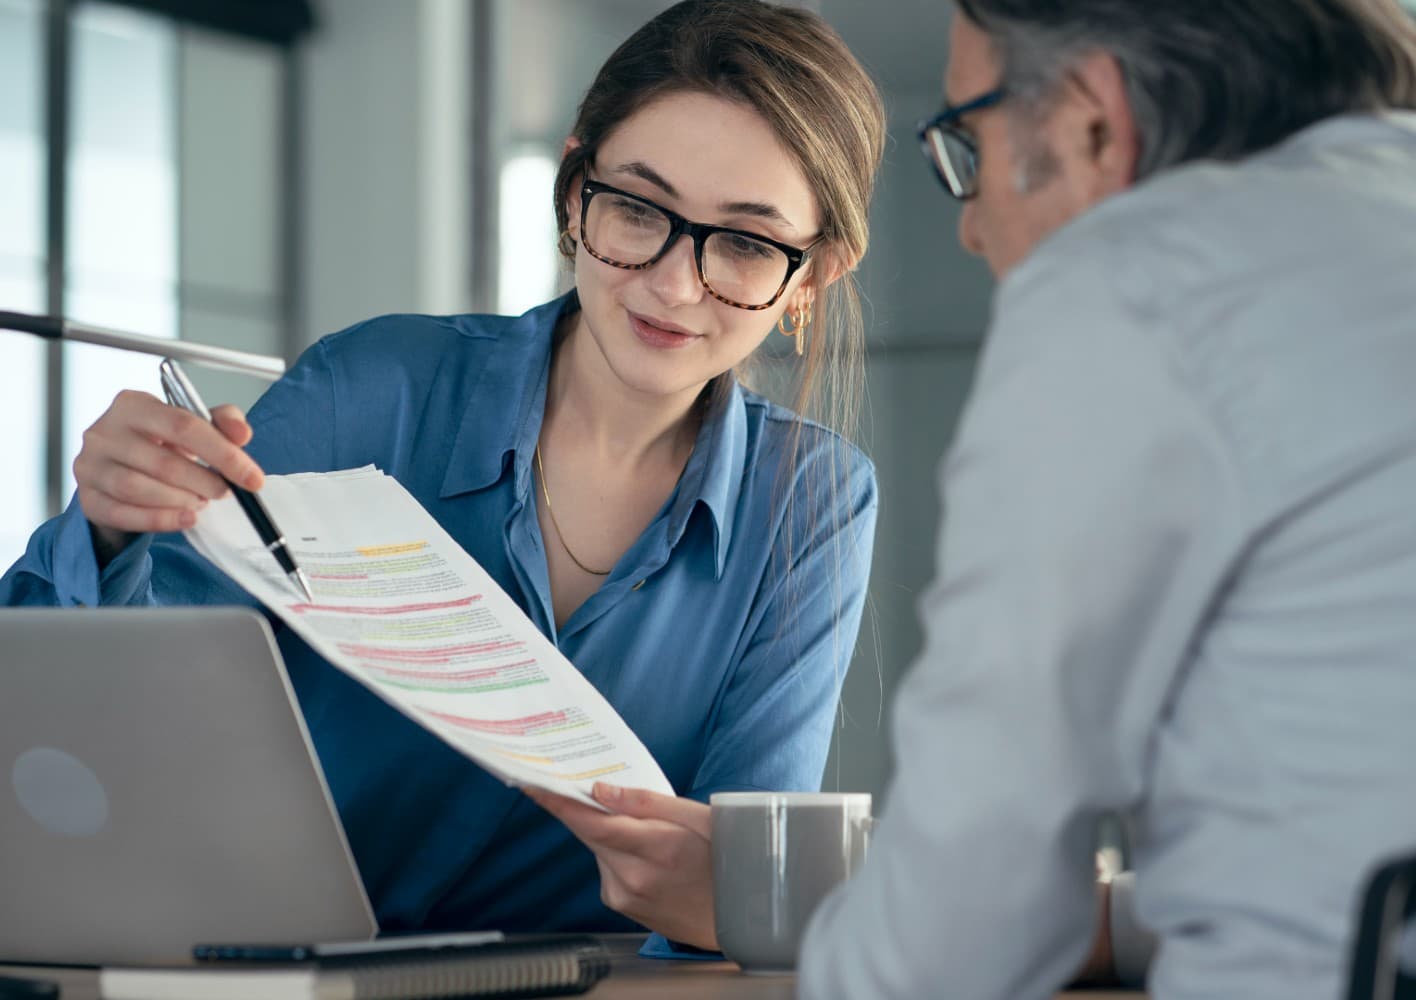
[340,938,610,1000]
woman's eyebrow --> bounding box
[717,198,796,231]
[609,160,798,232]
[610,160,680,197]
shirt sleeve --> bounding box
[689,449,879,798]
[0,338,341,610]
[797,250,1247,1000]
[0,496,152,607]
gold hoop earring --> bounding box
[777,302,812,356]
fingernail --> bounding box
[594,783,620,804]
[243,470,262,491]
[196,498,209,509]
[179,509,197,528]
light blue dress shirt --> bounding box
[800,112,1416,1000]
[2,292,877,940]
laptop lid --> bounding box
[0,607,376,966]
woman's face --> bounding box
[565,90,826,401]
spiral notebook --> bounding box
[96,936,610,1000]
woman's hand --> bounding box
[73,389,265,566]
[525,782,717,950]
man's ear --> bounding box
[1064,50,1139,196]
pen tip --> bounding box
[295,570,315,603]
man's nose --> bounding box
[958,201,985,259]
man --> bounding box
[798,2,1416,998]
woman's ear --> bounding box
[799,245,850,300]
[561,137,586,243]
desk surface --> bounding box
[2,936,1146,999]
[591,936,1143,998]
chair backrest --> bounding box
[1347,851,1416,1000]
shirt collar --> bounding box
[662,375,747,581]
[439,293,569,501]
[438,291,747,579]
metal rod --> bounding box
[0,310,286,380]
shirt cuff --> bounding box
[99,531,155,605]
[51,496,153,606]
[1109,871,1158,987]
[50,497,104,606]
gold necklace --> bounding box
[534,443,613,576]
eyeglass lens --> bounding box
[926,127,978,199]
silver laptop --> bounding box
[0,607,377,966]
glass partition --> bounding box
[0,0,48,568]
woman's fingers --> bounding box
[593,784,712,839]
[76,486,203,535]
[527,788,637,848]
[210,403,256,450]
[81,432,229,506]
[73,390,266,538]
[119,392,263,489]
[527,787,700,857]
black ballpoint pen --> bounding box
[158,357,315,603]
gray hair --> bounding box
[954,0,1416,180]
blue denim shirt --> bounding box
[2,292,877,940]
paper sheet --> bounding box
[185,466,672,806]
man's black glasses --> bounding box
[917,87,1007,200]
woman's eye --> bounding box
[723,235,774,259]
[611,197,658,223]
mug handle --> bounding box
[854,814,877,854]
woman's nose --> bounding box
[644,233,706,306]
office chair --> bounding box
[1347,850,1416,1000]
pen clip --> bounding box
[159,357,212,421]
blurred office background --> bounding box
[6,0,1414,805]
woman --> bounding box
[1,0,886,953]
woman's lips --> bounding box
[629,311,700,350]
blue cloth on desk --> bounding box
[1,292,876,950]
[638,935,724,961]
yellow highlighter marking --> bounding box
[356,541,430,557]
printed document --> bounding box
[185,466,672,806]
